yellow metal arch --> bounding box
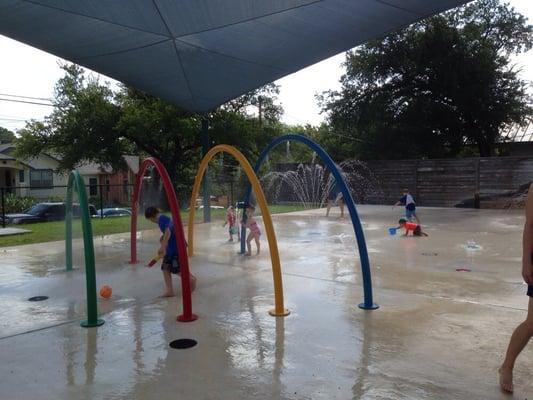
[188,144,289,317]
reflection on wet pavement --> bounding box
[0,205,530,399]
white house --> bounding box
[0,143,139,204]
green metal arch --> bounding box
[65,170,104,328]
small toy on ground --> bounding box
[99,285,112,298]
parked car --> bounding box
[95,207,132,218]
[0,202,97,225]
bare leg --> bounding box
[184,273,197,292]
[413,212,420,224]
[326,200,332,217]
[176,272,197,293]
[246,233,252,256]
[500,297,533,393]
[161,270,175,297]
[255,234,260,255]
[339,199,345,218]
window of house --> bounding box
[30,169,53,188]
[19,170,25,183]
[89,178,98,196]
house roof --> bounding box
[76,155,139,175]
[0,153,15,161]
[0,1,470,113]
[123,155,140,174]
[0,143,15,154]
[0,143,138,174]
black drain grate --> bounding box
[169,339,197,349]
[28,296,49,302]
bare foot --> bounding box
[228,238,233,242]
[159,292,175,298]
[245,252,252,256]
[256,251,260,255]
[190,277,197,292]
[499,366,514,393]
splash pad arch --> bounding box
[188,144,289,317]
[130,157,197,322]
[65,170,104,327]
[242,134,378,310]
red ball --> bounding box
[99,285,112,299]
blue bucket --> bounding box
[388,227,397,235]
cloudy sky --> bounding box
[0,0,531,132]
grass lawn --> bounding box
[0,204,308,247]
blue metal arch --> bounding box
[241,134,378,310]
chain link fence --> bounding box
[0,183,134,228]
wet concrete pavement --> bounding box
[0,205,531,399]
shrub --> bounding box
[3,193,37,213]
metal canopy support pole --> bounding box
[201,117,211,223]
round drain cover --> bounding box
[169,339,197,349]
[28,296,49,302]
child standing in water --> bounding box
[224,205,239,242]
[393,188,420,224]
[243,205,261,256]
[144,206,196,297]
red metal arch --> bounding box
[130,157,197,322]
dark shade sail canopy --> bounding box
[0,0,469,112]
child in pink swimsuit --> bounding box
[243,205,261,256]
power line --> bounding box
[0,92,53,102]
[0,117,28,122]
[0,98,53,107]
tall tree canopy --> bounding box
[15,64,284,192]
[319,0,533,159]
[0,127,16,144]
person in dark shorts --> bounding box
[145,206,196,297]
[499,183,533,393]
[393,188,420,224]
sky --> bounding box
[0,0,532,132]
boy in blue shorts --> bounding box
[145,206,196,297]
[393,188,420,224]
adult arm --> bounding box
[522,183,533,284]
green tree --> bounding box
[15,63,285,195]
[115,86,201,194]
[320,0,533,159]
[16,64,124,169]
[0,127,15,144]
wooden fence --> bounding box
[364,156,533,207]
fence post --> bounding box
[1,188,5,229]
[99,184,104,219]
[475,158,481,209]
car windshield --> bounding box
[24,204,49,216]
